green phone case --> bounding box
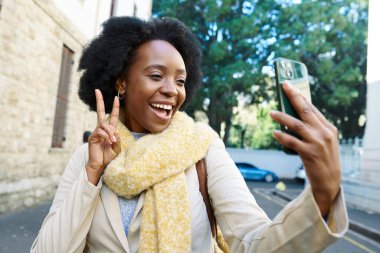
[274,57,311,155]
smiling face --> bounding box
[118,40,187,133]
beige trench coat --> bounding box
[31,138,348,253]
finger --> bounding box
[272,129,306,154]
[94,128,113,145]
[95,89,106,123]
[270,111,312,141]
[114,128,120,142]
[297,92,337,132]
[99,121,117,143]
[282,81,318,125]
[307,101,334,129]
[112,129,121,154]
[109,96,120,128]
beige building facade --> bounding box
[0,0,151,213]
[343,0,380,213]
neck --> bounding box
[120,108,147,134]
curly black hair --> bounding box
[78,16,202,113]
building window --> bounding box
[51,45,74,148]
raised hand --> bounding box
[270,81,341,217]
[85,89,121,185]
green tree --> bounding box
[153,0,281,144]
[271,0,368,138]
[153,0,368,145]
[229,100,279,149]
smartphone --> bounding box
[274,57,312,155]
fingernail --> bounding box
[112,135,117,142]
[270,110,278,117]
[273,130,281,137]
[283,81,291,89]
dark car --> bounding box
[235,162,279,183]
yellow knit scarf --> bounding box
[103,112,218,253]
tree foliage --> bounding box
[153,0,368,147]
[271,0,368,139]
[229,100,279,149]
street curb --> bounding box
[272,190,292,202]
[272,190,380,242]
[349,220,380,242]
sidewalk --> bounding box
[272,187,380,242]
[0,201,51,253]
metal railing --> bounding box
[340,137,363,177]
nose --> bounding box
[160,79,178,97]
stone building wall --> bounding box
[0,0,97,213]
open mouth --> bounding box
[150,103,174,119]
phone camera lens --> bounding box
[279,60,287,78]
[286,69,294,79]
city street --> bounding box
[247,179,380,253]
[0,179,379,252]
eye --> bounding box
[149,72,163,81]
[176,78,186,86]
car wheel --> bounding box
[264,174,274,183]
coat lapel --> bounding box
[132,192,145,222]
[100,185,130,252]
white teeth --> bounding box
[151,103,173,110]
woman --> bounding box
[31,16,347,253]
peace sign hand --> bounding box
[85,89,121,185]
[270,81,341,217]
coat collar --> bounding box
[100,184,146,253]
[100,185,130,252]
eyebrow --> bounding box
[144,64,187,74]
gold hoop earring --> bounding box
[117,91,125,100]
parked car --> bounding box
[235,162,279,182]
[295,164,306,182]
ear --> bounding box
[115,77,127,95]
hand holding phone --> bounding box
[274,57,312,154]
[270,58,341,217]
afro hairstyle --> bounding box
[78,16,203,113]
